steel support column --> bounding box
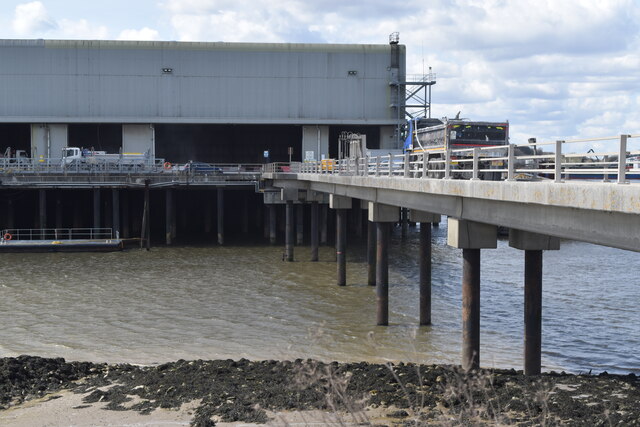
[310,201,319,262]
[112,189,120,238]
[143,181,151,250]
[367,221,376,286]
[217,188,224,245]
[269,205,277,245]
[462,248,481,371]
[121,191,130,238]
[320,204,328,245]
[93,188,101,229]
[6,199,14,229]
[336,209,347,285]
[524,249,543,375]
[296,204,303,245]
[55,194,63,229]
[38,189,46,231]
[420,223,432,325]
[285,201,294,261]
[376,222,390,325]
[401,207,408,238]
[165,188,174,245]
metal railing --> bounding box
[279,134,639,184]
[0,159,264,186]
[1,228,115,241]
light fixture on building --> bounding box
[348,70,357,76]
[162,67,173,74]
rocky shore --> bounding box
[1,355,639,426]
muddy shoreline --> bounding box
[1,355,639,426]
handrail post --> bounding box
[404,153,410,178]
[376,156,380,177]
[471,147,480,181]
[554,140,564,183]
[444,149,451,179]
[618,134,629,184]
[507,144,515,181]
[422,152,428,178]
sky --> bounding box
[0,0,639,151]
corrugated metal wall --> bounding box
[0,40,404,125]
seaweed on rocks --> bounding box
[2,356,640,426]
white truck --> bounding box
[62,147,149,167]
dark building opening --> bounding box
[155,124,303,164]
[68,124,122,153]
[0,124,31,156]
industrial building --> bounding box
[0,38,407,164]
[0,36,433,244]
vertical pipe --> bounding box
[420,223,432,325]
[121,191,130,238]
[336,209,347,286]
[296,204,303,245]
[320,204,328,245]
[93,188,101,229]
[269,205,277,245]
[112,189,120,238]
[165,188,173,245]
[38,189,46,232]
[310,201,319,262]
[217,188,224,245]
[144,180,151,250]
[376,222,389,325]
[367,221,376,286]
[285,201,294,261]
[462,248,481,371]
[524,249,543,375]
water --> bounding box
[1,225,638,374]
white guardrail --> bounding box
[266,134,640,184]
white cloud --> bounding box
[58,18,109,39]
[11,2,109,39]
[12,1,57,35]
[118,27,161,41]
[4,0,640,147]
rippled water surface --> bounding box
[1,225,638,374]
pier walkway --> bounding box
[262,133,640,375]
